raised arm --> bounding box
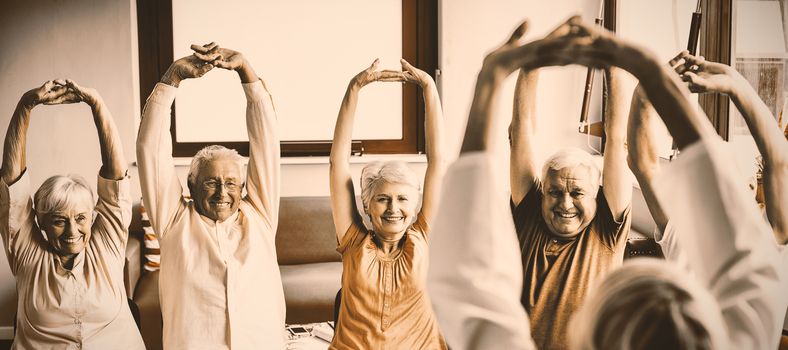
[400,59,445,222]
[329,60,404,239]
[1,81,73,184]
[197,43,281,229]
[431,22,538,350]
[601,68,631,220]
[626,86,668,233]
[137,47,214,235]
[681,54,788,244]
[509,69,539,206]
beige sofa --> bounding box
[122,191,661,349]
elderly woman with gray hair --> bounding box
[328,58,447,349]
[0,80,144,349]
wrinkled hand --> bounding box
[480,16,649,83]
[161,44,216,87]
[670,51,737,94]
[480,16,598,81]
[191,43,246,71]
[400,59,434,88]
[350,59,406,89]
[62,79,102,107]
[21,80,77,107]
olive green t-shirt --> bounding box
[512,179,631,350]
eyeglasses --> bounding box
[201,180,241,192]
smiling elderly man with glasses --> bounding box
[136,42,284,349]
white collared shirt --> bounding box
[1,173,144,350]
[137,81,284,350]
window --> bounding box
[728,0,787,172]
[136,0,437,157]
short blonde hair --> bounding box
[187,145,246,187]
[570,258,726,350]
[542,147,601,189]
[34,174,95,216]
[359,161,420,211]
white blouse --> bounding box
[0,173,144,350]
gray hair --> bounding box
[187,145,246,187]
[34,174,95,216]
[570,259,725,350]
[541,147,601,188]
[360,160,420,211]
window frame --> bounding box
[136,0,438,157]
[699,0,732,140]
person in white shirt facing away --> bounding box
[136,42,285,349]
[627,51,788,349]
[1,80,144,349]
[427,16,786,350]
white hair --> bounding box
[187,145,246,187]
[360,160,420,211]
[541,147,601,188]
[34,174,95,216]
[569,258,726,350]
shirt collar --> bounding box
[54,249,86,277]
[198,209,241,229]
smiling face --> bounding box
[39,202,93,258]
[190,157,243,222]
[541,165,599,238]
[365,181,419,239]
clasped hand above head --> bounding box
[23,79,101,108]
[162,42,259,86]
[350,58,435,89]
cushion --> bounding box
[280,262,342,324]
[139,199,161,272]
[276,197,343,265]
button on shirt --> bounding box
[0,173,144,350]
[137,81,285,350]
[331,214,447,350]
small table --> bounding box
[285,322,334,350]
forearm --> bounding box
[422,80,444,164]
[1,100,33,185]
[510,69,539,203]
[244,79,281,225]
[602,68,632,217]
[627,91,668,231]
[329,83,359,166]
[622,49,709,148]
[92,99,127,180]
[728,75,786,159]
[728,76,788,242]
[461,71,501,153]
[420,80,445,219]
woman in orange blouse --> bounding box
[328,59,447,349]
